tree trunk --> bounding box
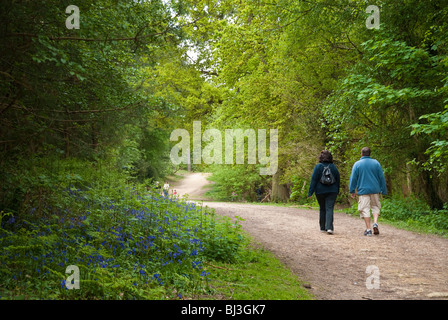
[271,169,289,202]
[385,173,392,197]
[418,169,444,210]
[64,122,70,158]
[91,121,98,152]
[415,152,444,209]
[406,163,413,196]
[408,104,444,209]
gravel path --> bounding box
[170,172,214,200]
[173,173,448,300]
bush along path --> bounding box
[0,185,244,300]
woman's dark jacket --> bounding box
[308,162,340,197]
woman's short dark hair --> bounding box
[319,150,333,163]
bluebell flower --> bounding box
[192,261,202,270]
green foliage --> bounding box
[181,0,448,210]
[347,196,448,236]
[289,176,312,204]
[206,165,267,202]
[411,105,448,173]
[207,246,314,300]
[2,0,448,301]
[0,158,246,299]
[323,18,448,207]
[323,34,445,156]
[0,0,185,182]
[380,197,448,235]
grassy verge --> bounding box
[193,242,314,300]
[344,196,448,237]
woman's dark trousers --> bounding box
[315,192,338,231]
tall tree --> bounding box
[323,1,448,208]
[0,0,187,175]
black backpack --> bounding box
[320,164,336,185]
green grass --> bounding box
[344,197,448,237]
[192,241,314,300]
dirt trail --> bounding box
[170,172,214,200]
[172,173,448,300]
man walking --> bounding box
[349,147,387,236]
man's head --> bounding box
[361,147,371,157]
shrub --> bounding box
[206,164,267,201]
[346,196,448,236]
[0,159,245,299]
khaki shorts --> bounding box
[358,194,381,218]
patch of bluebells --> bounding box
[0,187,217,298]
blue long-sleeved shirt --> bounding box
[349,156,387,195]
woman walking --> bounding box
[308,150,340,234]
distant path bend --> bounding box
[170,172,214,200]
